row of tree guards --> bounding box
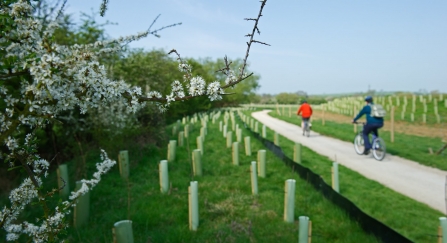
[159,111,314,242]
[55,108,446,242]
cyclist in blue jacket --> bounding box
[352,96,384,155]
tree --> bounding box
[295,90,308,98]
[0,0,269,241]
[276,92,300,104]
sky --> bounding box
[64,0,447,95]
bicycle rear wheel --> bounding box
[305,125,310,137]
[302,122,308,136]
[353,134,364,155]
[372,137,386,161]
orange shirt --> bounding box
[297,103,313,118]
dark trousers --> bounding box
[363,123,383,150]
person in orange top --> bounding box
[297,100,313,134]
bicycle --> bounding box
[301,118,311,137]
[353,123,386,161]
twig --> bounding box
[99,0,109,17]
[150,22,182,38]
[238,0,269,82]
[147,14,161,32]
[58,177,67,192]
[55,0,67,20]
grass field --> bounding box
[1,111,386,243]
[1,109,443,242]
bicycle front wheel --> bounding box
[353,134,364,155]
[372,137,386,161]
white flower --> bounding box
[5,137,18,151]
[178,63,191,73]
[207,81,223,101]
[225,70,237,85]
[6,233,19,241]
[166,93,175,103]
[188,76,206,96]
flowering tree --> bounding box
[0,0,269,241]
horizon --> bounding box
[257,90,446,96]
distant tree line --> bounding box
[250,91,327,105]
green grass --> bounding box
[1,112,384,243]
[265,109,447,171]
[3,109,443,242]
[242,109,443,242]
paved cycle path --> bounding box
[252,110,447,213]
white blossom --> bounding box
[5,137,18,151]
[166,93,175,103]
[188,76,206,96]
[178,63,191,73]
[225,70,238,85]
[207,81,223,101]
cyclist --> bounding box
[352,96,384,155]
[297,100,313,135]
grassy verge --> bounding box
[1,111,385,242]
[242,109,442,242]
[265,109,447,171]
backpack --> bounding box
[369,104,386,118]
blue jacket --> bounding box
[353,103,384,125]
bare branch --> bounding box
[168,49,186,65]
[146,14,182,38]
[238,0,269,82]
[147,14,161,32]
[100,0,109,17]
[215,56,232,74]
[149,22,182,37]
[252,40,271,46]
[55,0,67,20]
